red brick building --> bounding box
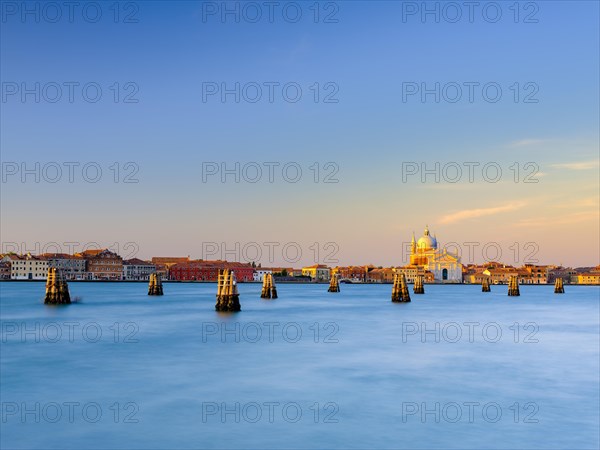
[79,249,123,280]
[334,266,370,282]
[151,257,190,280]
[170,260,254,282]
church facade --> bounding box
[409,226,463,283]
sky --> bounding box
[1,0,599,267]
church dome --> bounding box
[416,226,437,250]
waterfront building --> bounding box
[41,253,87,280]
[462,264,486,284]
[301,264,331,282]
[170,260,254,282]
[522,264,549,284]
[79,249,123,280]
[463,272,490,285]
[0,261,10,279]
[2,253,48,280]
[170,260,219,281]
[482,266,547,284]
[334,266,370,282]
[253,268,272,282]
[123,258,157,281]
[572,272,600,285]
[408,226,463,282]
[151,257,190,279]
[366,267,395,283]
[547,267,577,284]
[395,265,434,283]
[268,267,294,276]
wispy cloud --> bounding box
[549,160,599,170]
[514,211,599,228]
[439,202,527,225]
[552,196,599,209]
[509,139,549,147]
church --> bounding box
[409,226,463,283]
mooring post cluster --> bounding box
[44,267,71,304]
[260,273,278,299]
[413,275,425,294]
[216,269,241,312]
[508,275,520,296]
[392,272,411,302]
[554,277,564,294]
[148,272,164,296]
[328,273,340,292]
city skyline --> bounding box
[1,217,599,267]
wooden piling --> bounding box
[261,273,278,299]
[148,273,164,295]
[413,275,425,294]
[44,268,71,304]
[260,273,271,298]
[554,277,564,294]
[269,274,278,299]
[508,275,520,296]
[216,269,241,311]
[328,273,340,292]
[482,277,491,292]
[392,272,411,302]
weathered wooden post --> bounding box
[260,273,271,298]
[508,275,520,296]
[554,277,564,294]
[482,277,491,292]
[216,269,241,312]
[269,273,278,299]
[413,275,425,294]
[148,273,164,296]
[261,273,278,299]
[328,272,340,292]
[392,272,411,302]
[44,267,71,304]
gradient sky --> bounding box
[1,1,599,267]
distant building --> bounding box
[463,272,490,285]
[301,264,331,282]
[483,267,518,284]
[123,258,156,280]
[79,249,123,280]
[395,265,434,283]
[170,260,254,282]
[522,265,548,284]
[0,261,12,279]
[408,226,463,282]
[547,267,577,284]
[2,253,48,280]
[41,253,87,280]
[253,269,272,282]
[151,257,190,280]
[366,267,395,283]
[483,266,548,284]
[572,272,600,285]
[334,266,370,282]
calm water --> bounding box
[1,282,598,449]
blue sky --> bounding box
[1,1,599,266]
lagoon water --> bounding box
[1,282,599,449]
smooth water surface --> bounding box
[1,282,598,449]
